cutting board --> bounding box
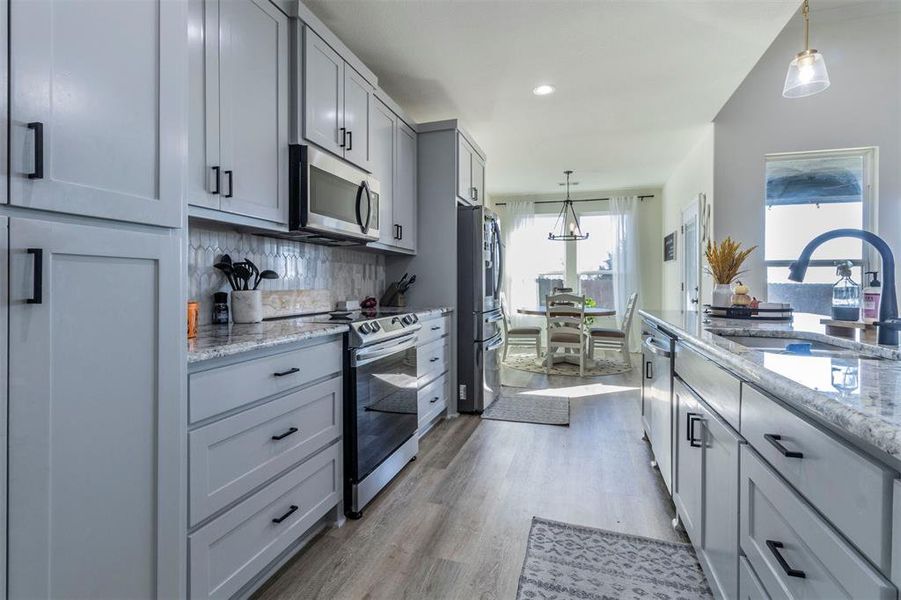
[261,289,333,319]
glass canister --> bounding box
[831,261,860,322]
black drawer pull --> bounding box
[272,505,298,524]
[271,427,298,441]
[764,433,803,458]
[346,130,352,151]
[687,412,702,448]
[273,367,300,377]
[431,326,441,331]
[28,122,44,179]
[339,127,346,148]
[210,166,221,194]
[766,540,806,578]
[645,360,653,379]
[27,248,43,304]
[223,170,234,198]
[429,357,440,362]
[430,396,439,403]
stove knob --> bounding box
[359,322,373,335]
[371,321,381,332]
[402,315,412,325]
[411,314,419,323]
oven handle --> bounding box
[352,336,417,367]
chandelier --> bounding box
[548,170,588,241]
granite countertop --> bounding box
[188,306,454,364]
[639,309,901,464]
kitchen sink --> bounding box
[713,333,887,361]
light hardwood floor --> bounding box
[254,355,685,600]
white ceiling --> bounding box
[304,0,801,196]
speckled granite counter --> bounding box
[639,309,901,464]
[188,306,453,363]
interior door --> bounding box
[304,28,343,156]
[682,203,700,312]
[394,121,417,251]
[343,64,373,171]
[372,99,396,246]
[673,378,703,542]
[218,0,288,224]
[9,0,184,227]
[8,217,182,599]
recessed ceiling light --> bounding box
[532,84,555,96]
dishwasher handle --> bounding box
[642,336,672,358]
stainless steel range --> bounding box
[311,310,421,519]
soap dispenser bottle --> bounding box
[863,271,881,322]
[832,261,861,322]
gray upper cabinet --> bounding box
[7,217,182,599]
[372,97,417,253]
[456,133,485,205]
[189,0,289,225]
[394,121,417,251]
[303,28,373,172]
[9,0,185,227]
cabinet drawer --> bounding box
[418,315,449,346]
[675,342,741,429]
[417,337,449,381]
[739,445,895,600]
[189,442,340,600]
[739,556,771,600]
[742,383,892,569]
[189,338,343,423]
[189,376,342,525]
[418,372,448,427]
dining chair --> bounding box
[545,293,589,376]
[589,292,638,368]
[500,293,542,360]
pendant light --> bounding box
[548,170,588,241]
[783,0,830,98]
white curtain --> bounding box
[610,195,641,351]
[501,198,536,327]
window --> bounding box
[764,148,875,315]
[576,214,616,306]
[507,213,564,308]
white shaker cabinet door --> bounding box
[187,0,221,210]
[372,98,396,246]
[471,154,485,205]
[342,64,373,172]
[304,28,344,157]
[394,121,418,251]
[218,0,289,224]
[9,0,185,227]
[457,134,474,202]
[7,218,182,599]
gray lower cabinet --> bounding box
[189,442,341,599]
[740,444,895,600]
[7,217,182,599]
[894,480,901,588]
[372,97,418,253]
[0,216,7,596]
[417,314,451,435]
[188,0,289,224]
[673,378,703,542]
[739,556,770,600]
[10,0,185,227]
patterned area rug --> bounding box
[482,390,570,426]
[504,352,631,377]
[517,517,712,600]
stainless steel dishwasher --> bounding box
[641,319,676,494]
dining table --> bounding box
[516,305,617,369]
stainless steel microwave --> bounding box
[289,144,380,244]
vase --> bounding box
[712,283,733,308]
[232,290,263,323]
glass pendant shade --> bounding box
[783,49,830,98]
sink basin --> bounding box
[714,333,885,361]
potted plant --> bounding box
[705,238,757,307]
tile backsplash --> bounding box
[189,224,386,324]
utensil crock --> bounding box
[232,290,263,323]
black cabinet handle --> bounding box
[223,170,234,198]
[764,433,803,459]
[272,505,299,524]
[398,224,402,240]
[271,427,298,441]
[431,326,441,331]
[27,248,43,304]
[273,367,300,377]
[645,360,653,379]
[347,130,352,151]
[430,357,440,362]
[766,540,806,578]
[210,166,221,194]
[28,122,44,179]
[339,127,346,148]
[687,412,702,448]
[430,396,439,403]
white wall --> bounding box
[661,125,714,311]
[492,187,663,314]
[713,1,901,300]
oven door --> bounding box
[349,335,418,483]
[290,145,380,242]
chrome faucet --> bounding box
[788,228,899,346]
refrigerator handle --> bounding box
[494,221,503,300]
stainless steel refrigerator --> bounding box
[457,205,503,412]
